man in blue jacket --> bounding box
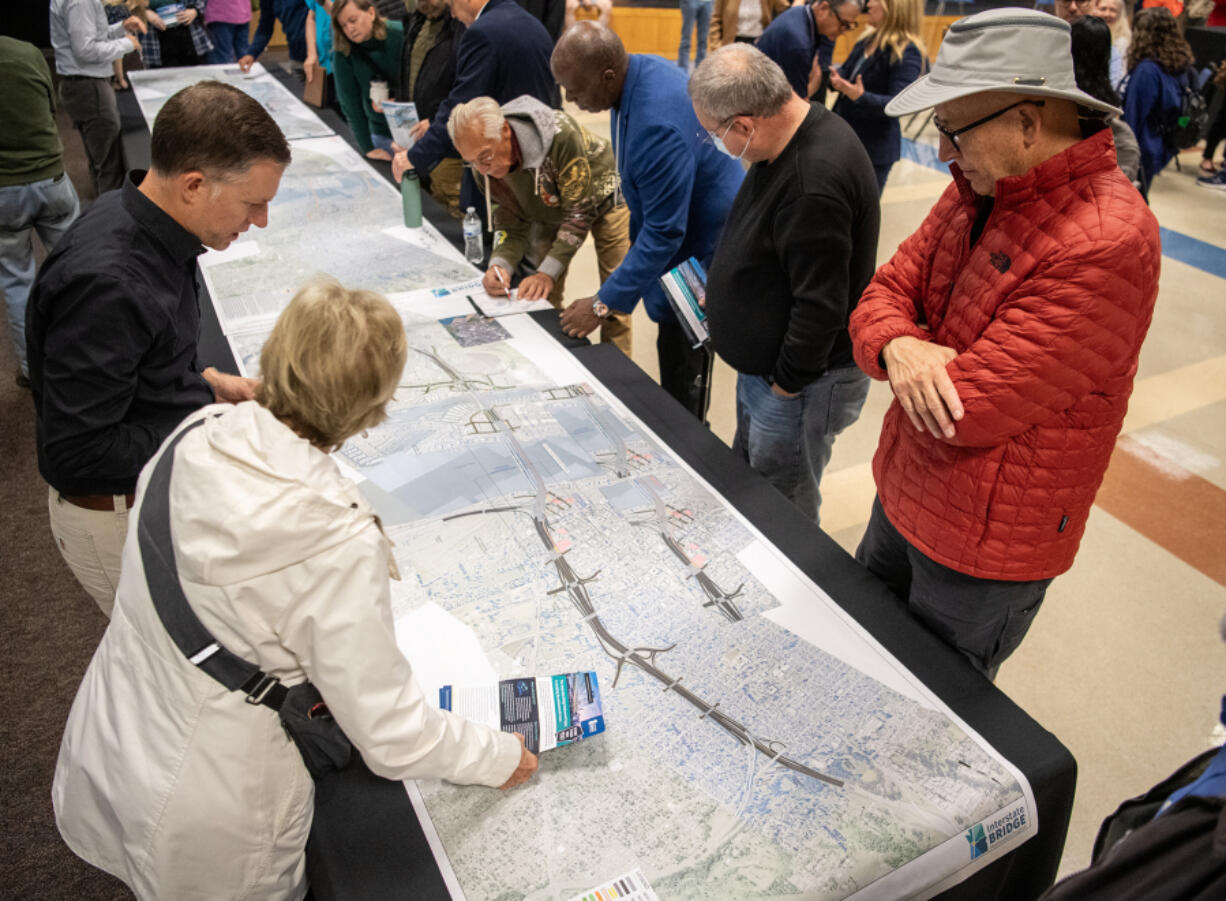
[552,22,743,420]
[756,0,860,100]
[391,0,555,196]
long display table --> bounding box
[117,65,1074,901]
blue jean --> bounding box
[371,132,395,154]
[206,21,251,63]
[855,496,1052,679]
[732,365,870,526]
[678,0,713,69]
[0,174,80,376]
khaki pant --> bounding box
[528,203,632,355]
[427,156,464,221]
[47,486,128,617]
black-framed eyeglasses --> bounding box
[828,3,858,32]
[933,99,1045,152]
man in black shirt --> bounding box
[692,44,879,525]
[27,81,291,615]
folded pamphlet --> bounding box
[382,101,420,150]
[439,671,605,754]
[157,3,186,26]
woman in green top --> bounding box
[332,0,405,160]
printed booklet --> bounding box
[439,671,605,754]
[382,101,420,150]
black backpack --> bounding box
[1165,67,1210,151]
[1039,745,1226,901]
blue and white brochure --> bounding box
[439,671,605,754]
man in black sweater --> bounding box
[692,43,879,526]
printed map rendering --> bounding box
[196,136,476,328]
[130,62,335,141]
[340,311,1035,901]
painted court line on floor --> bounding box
[1093,434,1226,587]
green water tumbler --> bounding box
[401,170,422,228]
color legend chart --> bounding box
[567,869,660,901]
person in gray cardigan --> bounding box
[49,0,146,195]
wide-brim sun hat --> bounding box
[885,7,1122,118]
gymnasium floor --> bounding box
[561,105,1226,879]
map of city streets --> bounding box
[326,308,1037,901]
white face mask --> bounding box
[712,121,753,162]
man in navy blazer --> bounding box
[756,0,860,100]
[392,0,554,189]
[552,22,743,420]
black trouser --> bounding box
[155,26,204,68]
[58,76,124,195]
[656,319,711,422]
[855,496,1052,680]
[1203,87,1226,162]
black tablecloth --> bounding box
[117,66,1075,901]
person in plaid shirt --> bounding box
[138,0,213,67]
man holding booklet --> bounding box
[693,44,879,526]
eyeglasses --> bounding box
[699,117,733,144]
[829,3,858,32]
[933,99,1045,152]
[698,115,747,144]
[463,147,498,169]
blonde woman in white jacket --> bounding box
[52,277,537,901]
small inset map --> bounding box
[443,313,512,347]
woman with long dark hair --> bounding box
[1071,15,1142,190]
[1121,7,1194,195]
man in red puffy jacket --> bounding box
[849,8,1161,678]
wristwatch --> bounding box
[591,296,610,318]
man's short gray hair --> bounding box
[447,97,504,145]
[688,43,794,122]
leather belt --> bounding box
[60,493,136,511]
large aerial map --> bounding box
[133,69,1038,900]
[129,62,335,141]
[237,298,1037,899]
[194,135,475,329]
[345,307,1035,901]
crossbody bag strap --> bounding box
[137,415,288,711]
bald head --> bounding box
[553,21,626,73]
[551,22,628,112]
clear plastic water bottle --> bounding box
[462,207,483,266]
